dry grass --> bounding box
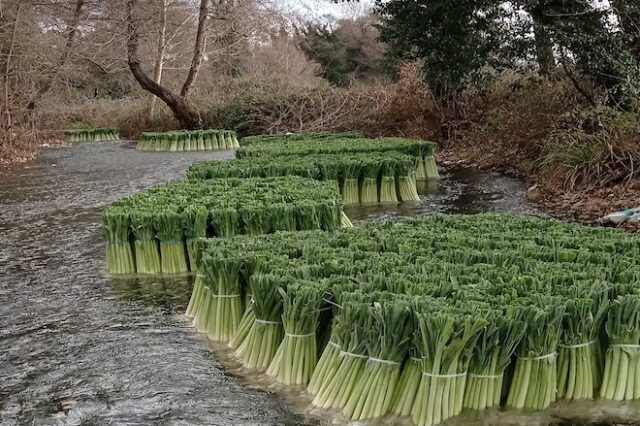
[0,128,38,164]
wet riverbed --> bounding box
[0,141,596,426]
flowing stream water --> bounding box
[4,141,626,426]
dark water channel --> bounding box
[0,141,563,426]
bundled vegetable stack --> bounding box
[66,128,119,142]
[235,135,440,180]
[136,129,239,151]
[184,214,640,425]
[240,131,364,146]
[102,177,348,274]
[188,152,421,204]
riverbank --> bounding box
[0,136,68,166]
[439,148,640,232]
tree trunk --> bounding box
[530,8,556,75]
[147,0,168,121]
[26,0,84,111]
[2,2,21,130]
[180,0,209,97]
[126,0,202,129]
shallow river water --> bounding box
[2,141,630,426]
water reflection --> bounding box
[345,167,542,223]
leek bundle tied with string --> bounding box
[103,209,135,274]
[506,298,565,410]
[268,282,325,385]
[130,211,161,274]
[343,299,413,420]
[236,274,285,369]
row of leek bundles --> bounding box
[190,225,636,342]
[66,128,119,142]
[136,129,239,151]
[102,177,346,274]
[235,136,439,180]
[187,152,420,204]
[240,131,364,146]
[194,220,640,370]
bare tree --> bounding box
[26,0,85,112]
[147,0,168,120]
[126,0,209,129]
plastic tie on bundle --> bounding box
[210,294,241,298]
[559,339,597,349]
[134,238,156,243]
[340,350,368,360]
[609,344,640,350]
[369,357,401,366]
[423,371,467,378]
[468,372,504,379]
[285,332,316,338]
[518,352,557,361]
[160,239,183,244]
[255,319,281,325]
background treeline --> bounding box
[1,0,638,192]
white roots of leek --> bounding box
[391,357,422,416]
[398,174,420,202]
[425,156,440,179]
[159,241,189,274]
[134,239,161,274]
[236,320,284,369]
[342,178,360,205]
[360,177,379,203]
[380,176,398,203]
[106,241,136,274]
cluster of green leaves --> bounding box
[187,152,421,204]
[137,129,239,152]
[65,128,118,143]
[236,135,435,160]
[102,177,345,274]
[188,214,640,424]
[239,131,364,146]
[375,0,640,106]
